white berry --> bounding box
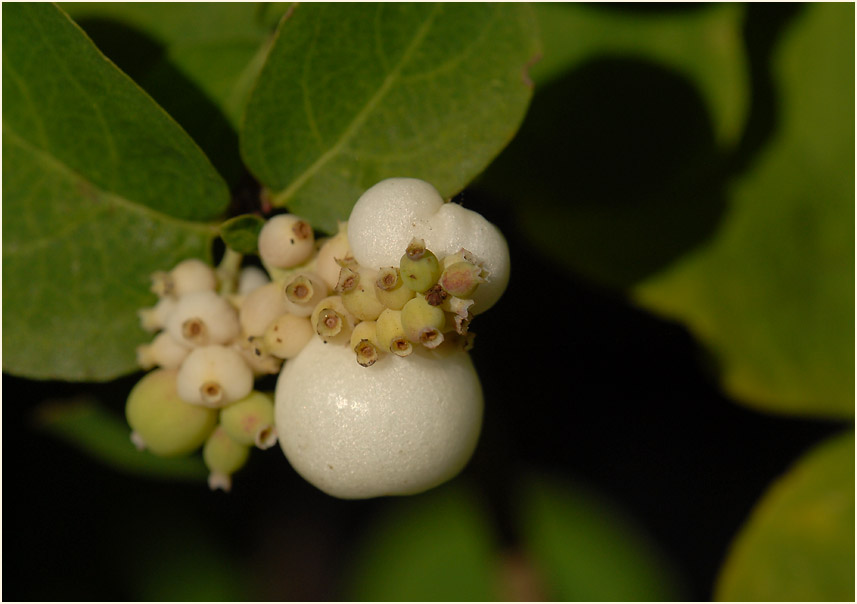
[177,345,254,407]
[347,178,509,314]
[275,336,483,499]
[165,290,240,347]
[258,214,315,269]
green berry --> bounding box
[401,296,446,349]
[220,391,276,449]
[350,320,381,367]
[374,267,415,310]
[375,308,413,357]
[310,295,354,345]
[283,273,328,317]
[399,239,441,293]
[203,425,251,492]
[341,268,386,321]
[125,369,218,457]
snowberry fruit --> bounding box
[258,214,315,269]
[275,337,483,499]
[347,178,509,314]
[166,290,240,347]
[138,296,178,333]
[316,224,353,290]
[151,258,217,298]
[340,267,386,321]
[263,313,314,359]
[282,273,328,317]
[125,368,218,457]
[374,266,415,310]
[177,345,254,407]
[375,308,413,357]
[400,296,446,348]
[399,239,441,293]
[203,425,251,492]
[220,391,277,449]
[238,265,270,295]
[239,281,293,338]
[310,296,355,344]
[349,320,381,367]
[136,331,191,370]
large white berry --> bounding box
[347,178,509,314]
[275,336,483,499]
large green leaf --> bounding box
[60,2,286,186]
[531,3,749,146]
[2,3,227,381]
[634,3,855,417]
[242,3,539,233]
[517,473,683,601]
[341,484,501,601]
[716,431,855,601]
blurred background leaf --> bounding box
[530,3,749,146]
[36,397,207,480]
[241,2,540,233]
[61,2,288,187]
[2,3,225,381]
[342,483,501,601]
[219,213,265,254]
[716,431,855,601]
[516,473,684,601]
[634,3,855,418]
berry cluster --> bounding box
[128,177,509,497]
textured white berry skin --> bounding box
[275,336,483,499]
[347,178,509,314]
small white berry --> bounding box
[138,296,178,333]
[258,214,315,269]
[177,345,254,407]
[282,272,329,318]
[238,281,292,338]
[263,313,315,359]
[238,265,270,295]
[136,332,191,370]
[165,290,240,348]
[315,223,353,290]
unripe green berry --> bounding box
[374,267,416,310]
[177,345,254,407]
[375,308,413,357]
[439,261,483,298]
[203,425,251,492]
[341,268,386,321]
[166,290,240,347]
[220,391,276,449]
[258,214,315,269]
[350,320,382,367]
[263,313,314,359]
[239,282,292,338]
[401,296,446,348]
[282,273,328,317]
[310,296,354,345]
[400,239,441,293]
[125,368,218,457]
[136,332,191,370]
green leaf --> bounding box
[219,214,265,254]
[517,473,683,601]
[716,431,855,601]
[341,483,501,601]
[242,3,539,233]
[634,3,855,417]
[36,398,207,481]
[2,3,227,381]
[531,3,748,147]
[60,2,285,185]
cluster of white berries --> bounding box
[128,178,510,498]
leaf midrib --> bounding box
[271,3,442,206]
[3,125,218,248]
